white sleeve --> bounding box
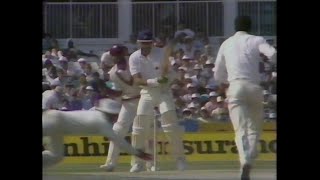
[214,43,228,84]
[129,54,141,76]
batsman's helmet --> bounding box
[109,45,126,57]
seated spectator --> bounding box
[191,93,201,108]
[180,55,195,75]
[182,36,197,58]
[42,85,65,110]
[54,68,69,87]
[51,48,59,60]
[201,60,215,80]
[63,39,99,61]
[174,22,195,39]
[204,44,214,60]
[82,86,96,110]
[199,94,210,106]
[179,108,199,132]
[193,31,206,52]
[192,64,207,87]
[182,83,198,104]
[77,58,87,72]
[199,54,208,66]
[187,102,199,116]
[204,91,219,112]
[205,83,219,94]
[198,107,213,123]
[68,89,83,111]
[176,66,187,83]
[193,49,202,62]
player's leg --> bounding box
[99,120,139,157]
[227,81,252,166]
[227,81,255,180]
[101,100,138,171]
[42,134,64,169]
[42,111,65,169]
[130,94,154,172]
[159,94,186,171]
[246,85,264,164]
[145,117,156,171]
[130,115,153,172]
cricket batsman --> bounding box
[128,29,186,173]
[42,98,152,169]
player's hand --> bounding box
[157,76,169,84]
[136,149,153,161]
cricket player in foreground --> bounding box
[128,30,186,173]
[100,45,154,171]
[214,16,276,180]
[42,98,152,169]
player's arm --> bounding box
[257,37,277,64]
[115,70,134,86]
[214,43,229,94]
[129,55,159,87]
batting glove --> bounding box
[157,76,169,84]
[147,78,160,87]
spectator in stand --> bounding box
[54,68,69,87]
[198,107,212,123]
[182,83,198,104]
[62,39,99,61]
[180,55,195,75]
[192,64,206,87]
[51,48,59,61]
[203,44,214,62]
[174,21,195,39]
[42,85,65,110]
[193,49,202,62]
[182,36,197,58]
[191,93,201,108]
[80,86,94,110]
[179,108,199,132]
[204,91,219,113]
[42,33,59,52]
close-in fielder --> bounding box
[42,98,152,169]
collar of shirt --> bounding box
[234,31,248,36]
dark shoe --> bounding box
[241,164,251,180]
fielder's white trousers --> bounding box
[42,110,138,169]
[226,80,263,166]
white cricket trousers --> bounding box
[105,99,139,166]
[131,90,185,165]
[226,79,263,166]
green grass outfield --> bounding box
[43,161,276,180]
